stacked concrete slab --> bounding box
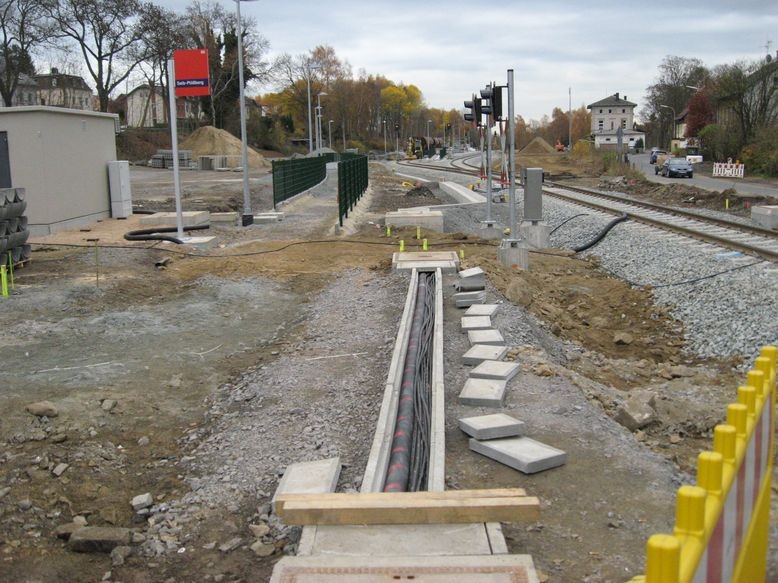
[0,188,31,266]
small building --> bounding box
[116,84,203,128]
[0,73,40,107]
[587,92,645,151]
[0,106,120,235]
[34,68,93,110]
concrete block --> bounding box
[518,222,552,249]
[470,360,520,382]
[439,181,485,203]
[461,316,492,331]
[270,554,539,583]
[392,251,460,273]
[459,267,485,279]
[68,527,131,553]
[456,278,486,292]
[458,378,507,407]
[459,413,527,440]
[614,390,657,431]
[462,344,508,366]
[469,436,567,474]
[751,205,778,229]
[271,457,341,512]
[465,304,499,317]
[454,291,486,307]
[210,212,238,224]
[254,212,285,223]
[497,239,529,270]
[139,211,209,228]
[385,210,444,232]
[178,236,216,250]
[467,329,505,346]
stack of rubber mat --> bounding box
[0,188,30,266]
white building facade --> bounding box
[587,93,645,151]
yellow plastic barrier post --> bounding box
[725,198,730,210]
[645,534,681,583]
[7,254,14,290]
[674,485,707,581]
[713,424,737,466]
[697,451,723,498]
[386,225,391,237]
[422,238,428,251]
[416,226,421,240]
[0,265,7,298]
[459,249,465,260]
[399,240,405,252]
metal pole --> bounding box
[568,86,572,151]
[443,124,446,151]
[306,67,313,153]
[485,83,493,223]
[328,119,333,149]
[383,120,387,154]
[235,0,252,225]
[167,58,184,240]
[508,69,517,237]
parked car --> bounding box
[649,149,667,164]
[655,157,694,178]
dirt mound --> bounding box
[407,185,435,197]
[180,126,270,170]
[520,136,556,154]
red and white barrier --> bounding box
[712,162,744,178]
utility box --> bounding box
[108,160,132,218]
[522,168,543,222]
[0,106,119,235]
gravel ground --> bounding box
[388,162,778,361]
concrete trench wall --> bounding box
[361,267,445,493]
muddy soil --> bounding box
[1,162,774,582]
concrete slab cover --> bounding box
[461,316,492,331]
[459,267,485,279]
[271,457,341,512]
[469,437,567,474]
[455,291,486,308]
[139,211,209,227]
[470,360,520,382]
[467,329,505,346]
[462,344,508,366]
[385,211,444,231]
[305,523,492,557]
[271,554,539,583]
[392,252,460,273]
[465,304,499,317]
[459,414,527,440]
[440,181,487,204]
[751,205,778,229]
[459,378,507,407]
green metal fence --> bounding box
[337,155,369,227]
[272,157,327,207]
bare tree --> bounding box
[0,0,54,106]
[45,0,150,111]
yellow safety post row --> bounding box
[0,264,7,297]
[631,345,776,583]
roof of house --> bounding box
[587,92,637,109]
[34,70,92,93]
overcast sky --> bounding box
[143,1,778,120]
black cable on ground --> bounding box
[550,213,589,235]
[124,224,211,245]
[572,213,628,253]
[131,209,160,215]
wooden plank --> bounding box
[275,488,527,513]
[275,489,540,526]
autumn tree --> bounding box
[684,91,713,137]
[46,0,151,112]
[0,0,54,106]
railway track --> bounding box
[396,157,778,261]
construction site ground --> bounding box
[1,163,775,583]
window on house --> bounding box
[52,79,57,87]
[621,119,626,129]
[605,138,611,141]
[608,109,612,113]
[598,120,603,130]
[599,109,602,113]
[610,121,614,129]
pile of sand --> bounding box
[520,137,556,155]
[180,126,270,169]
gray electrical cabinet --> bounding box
[523,167,543,222]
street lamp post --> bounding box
[382,119,387,155]
[328,119,334,149]
[659,104,677,151]
[305,63,320,154]
[234,0,258,226]
[316,91,327,152]
[426,119,432,144]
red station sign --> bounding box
[173,49,210,97]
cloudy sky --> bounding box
[151,1,778,120]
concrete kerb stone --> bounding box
[455,291,486,308]
[467,329,505,346]
[461,316,492,331]
[469,436,567,474]
[469,360,520,382]
[462,344,508,366]
[465,304,499,317]
[459,414,527,440]
[139,211,210,228]
[271,457,341,512]
[458,378,507,408]
[428,268,446,492]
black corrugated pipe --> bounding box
[123,224,210,245]
[572,213,628,253]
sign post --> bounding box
[168,49,210,240]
